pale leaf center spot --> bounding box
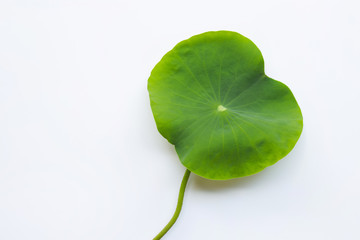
[217,105,227,112]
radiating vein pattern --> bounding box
[148,31,303,180]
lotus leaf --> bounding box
[148,31,302,179]
[148,30,303,239]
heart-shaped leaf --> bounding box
[148,31,303,180]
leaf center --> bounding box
[217,105,227,112]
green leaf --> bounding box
[148,31,303,180]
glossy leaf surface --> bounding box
[148,31,303,180]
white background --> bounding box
[1,0,359,239]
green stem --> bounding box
[153,169,191,240]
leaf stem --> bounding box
[153,169,191,240]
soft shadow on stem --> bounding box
[153,169,191,240]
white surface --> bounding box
[1,1,360,239]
